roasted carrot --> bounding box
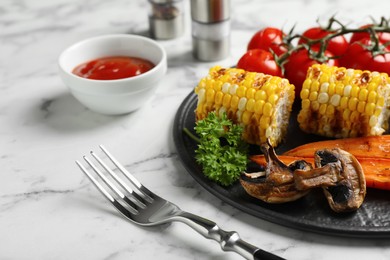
[250,155,390,191]
[284,136,390,159]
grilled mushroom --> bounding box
[240,140,312,203]
[294,148,366,212]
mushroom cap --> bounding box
[315,148,366,213]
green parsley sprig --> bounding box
[185,112,248,186]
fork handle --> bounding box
[175,211,285,260]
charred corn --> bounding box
[298,64,390,138]
[195,66,295,146]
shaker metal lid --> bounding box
[191,0,230,23]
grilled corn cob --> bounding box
[298,64,390,138]
[195,66,295,146]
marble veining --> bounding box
[1,0,390,259]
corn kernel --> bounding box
[368,82,378,92]
[236,85,247,97]
[236,110,243,121]
[221,82,230,93]
[340,96,349,109]
[369,115,378,127]
[375,108,382,117]
[329,83,335,95]
[301,89,310,99]
[311,81,320,92]
[302,79,311,90]
[206,88,215,102]
[350,110,360,122]
[266,85,277,97]
[309,91,318,101]
[268,94,279,105]
[365,103,376,116]
[357,101,366,113]
[348,97,358,111]
[254,100,265,114]
[231,95,239,109]
[358,88,368,101]
[242,111,252,125]
[335,83,344,95]
[218,106,226,116]
[319,104,327,115]
[326,105,335,116]
[351,86,360,98]
[246,88,256,99]
[302,99,311,109]
[215,91,224,105]
[222,94,231,108]
[320,74,330,84]
[260,116,270,129]
[320,82,329,93]
[318,92,329,104]
[367,90,377,103]
[238,97,247,111]
[343,85,352,97]
[330,94,341,107]
[246,98,255,112]
[197,88,206,104]
[255,90,266,100]
[346,68,354,77]
[229,84,238,95]
[311,101,320,111]
[377,96,385,107]
[343,109,351,121]
[263,102,273,117]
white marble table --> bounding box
[1,0,390,259]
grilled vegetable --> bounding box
[284,135,390,159]
[251,154,390,190]
[294,148,366,213]
[240,140,312,203]
[195,66,295,147]
[282,136,390,190]
[298,64,390,138]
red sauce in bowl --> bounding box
[72,56,155,80]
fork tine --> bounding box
[81,156,140,212]
[76,160,116,203]
[90,151,147,208]
[76,160,138,219]
[99,145,153,203]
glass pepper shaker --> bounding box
[148,0,185,40]
[190,0,230,61]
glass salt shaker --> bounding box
[190,0,230,61]
[148,0,185,40]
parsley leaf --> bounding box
[193,112,248,186]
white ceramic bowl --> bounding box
[58,34,167,115]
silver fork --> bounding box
[76,145,285,260]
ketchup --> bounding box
[72,56,155,80]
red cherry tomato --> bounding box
[284,48,339,97]
[247,27,288,56]
[369,53,390,74]
[339,38,373,70]
[350,24,390,44]
[298,27,348,56]
[237,49,283,77]
[340,38,390,74]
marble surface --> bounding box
[1,0,390,259]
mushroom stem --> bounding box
[294,161,343,190]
